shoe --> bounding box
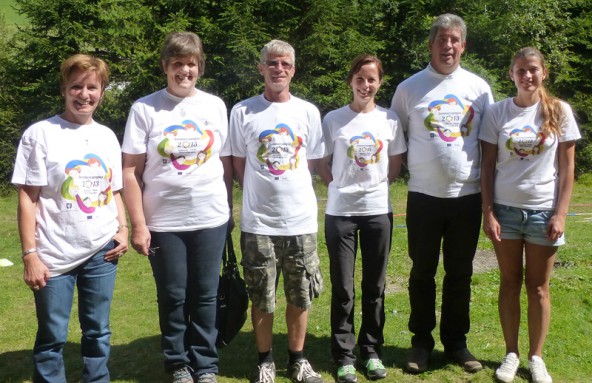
[172,366,194,383]
[529,356,552,383]
[336,364,357,383]
[447,348,483,373]
[405,347,429,373]
[361,358,386,380]
[288,359,323,383]
[196,373,217,383]
[495,353,520,382]
[251,362,276,383]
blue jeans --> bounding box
[149,223,227,375]
[33,241,117,383]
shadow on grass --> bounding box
[0,331,338,382]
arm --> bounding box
[387,154,403,184]
[307,158,320,177]
[317,155,333,186]
[480,140,501,242]
[221,155,235,232]
[122,153,150,256]
[103,190,129,261]
[232,156,246,188]
[17,185,51,289]
[547,141,576,241]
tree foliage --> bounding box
[0,0,591,186]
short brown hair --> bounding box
[346,54,383,84]
[160,32,206,77]
[60,54,109,91]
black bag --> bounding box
[216,233,249,348]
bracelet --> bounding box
[117,224,129,233]
[22,248,38,258]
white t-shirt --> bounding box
[322,105,407,216]
[391,64,494,198]
[122,88,230,231]
[12,116,122,276]
[479,98,581,209]
[230,94,324,235]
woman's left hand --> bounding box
[547,213,566,242]
[105,227,129,261]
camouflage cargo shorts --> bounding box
[240,232,323,313]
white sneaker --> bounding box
[529,356,552,383]
[495,353,519,382]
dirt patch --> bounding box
[473,249,498,273]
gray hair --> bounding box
[429,14,467,44]
[260,39,296,66]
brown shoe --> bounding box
[447,348,483,373]
[405,347,430,373]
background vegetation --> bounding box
[0,0,591,190]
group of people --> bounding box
[12,12,579,383]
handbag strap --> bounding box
[225,233,238,265]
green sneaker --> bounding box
[336,364,357,383]
[362,358,386,380]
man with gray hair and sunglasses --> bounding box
[230,39,325,383]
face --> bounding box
[429,27,466,75]
[164,55,199,97]
[61,69,103,125]
[510,55,547,94]
[258,54,295,97]
[350,63,381,104]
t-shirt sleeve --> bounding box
[321,113,334,157]
[305,106,325,160]
[216,99,231,157]
[12,129,48,186]
[229,104,247,158]
[478,104,499,145]
[387,110,407,156]
[390,86,409,133]
[121,103,148,155]
[559,102,581,142]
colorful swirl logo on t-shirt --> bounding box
[257,123,302,175]
[505,125,546,158]
[347,132,383,167]
[424,94,474,142]
[60,154,113,214]
[157,119,214,171]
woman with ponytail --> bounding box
[479,47,580,383]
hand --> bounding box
[546,213,566,242]
[105,227,129,261]
[131,224,151,256]
[483,213,501,242]
[23,253,50,291]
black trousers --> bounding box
[406,192,481,352]
[325,213,393,365]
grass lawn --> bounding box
[0,0,28,32]
[1,178,591,382]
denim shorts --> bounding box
[240,232,323,313]
[493,203,565,246]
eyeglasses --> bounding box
[264,60,294,70]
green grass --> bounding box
[0,0,28,33]
[1,180,591,382]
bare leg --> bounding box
[494,239,525,356]
[252,306,274,352]
[524,242,557,359]
[286,303,308,352]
